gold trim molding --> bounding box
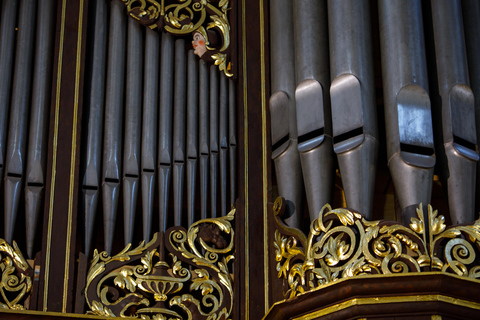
[0,239,32,310]
[85,209,235,319]
[123,0,232,76]
[272,197,480,299]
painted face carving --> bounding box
[192,32,207,57]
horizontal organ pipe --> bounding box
[4,0,37,243]
[431,0,478,224]
[25,0,55,258]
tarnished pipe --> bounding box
[25,0,55,258]
[173,39,186,226]
[328,0,378,219]
[431,0,478,224]
[186,50,199,226]
[102,0,126,254]
[0,0,18,187]
[4,0,37,243]
[141,27,159,241]
[294,0,334,221]
[81,0,107,257]
[122,16,143,245]
[158,31,174,232]
[199,59,210,220]
[228,79,237,208]
[270,0,304,228]
[210,65,219,218]
[378,0,435,223]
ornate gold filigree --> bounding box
[0,239,32,310]
[123,0,232,77]
[85,208,235,319]
[272,197,480,298]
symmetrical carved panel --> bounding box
[273,197,480,299]
[85,209,235,319]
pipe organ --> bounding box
[270,0,480,228]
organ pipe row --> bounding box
[270,0,480,227]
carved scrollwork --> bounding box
[85,208,235,319]
[122,0,232,76]
[0,239,32,310]
[273,197,480,298]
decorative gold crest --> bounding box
[123,0,232,76]
[0,239,32,310]
[272,197,480,298]
[85,208,235,319]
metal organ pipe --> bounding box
[4,0,37,243]
[219,72,229,216]
[228,79,237,209]
[293,0,334,222]
[141,27,160,242]
[210,66,220,218]
[25,0,55,258]
[269,0,304,229]
[430,0,479,224]
[122,16,143,246]
[82,0,107,257]
[328,0,378,219]
[378,0,435,223]
[102,0,126,254]
[199,59,210,220]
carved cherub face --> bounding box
[192,32,207,57]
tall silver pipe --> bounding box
[199,59,210,220]
[122,17,143,245]
[25,0,55,258]
[0,0,18,186]
[219,72,229,216]
[141,27,159,241]
[173,39,186,227]
[228,79,237,208]
[328,0,377,219]
[210,65,219,218]
[158,31,174,232]
[294,0,334,221]
[186,50,199,226]
[4,0,36,243]
[462,0,480,216]
[82,0,107,257]
[270,0,303,228]
[431,0,478,224]
[378,0,435,223]
[102,0,126,254]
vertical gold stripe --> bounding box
[44,0,67,311]
[242,0,249,318]
[259,0,269,313]
[62,0,84,312]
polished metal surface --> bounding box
[431,0,478,224]
[328,0,378,219]
[122,17,143,246]
[173,39,186,226]
[199,59,210,220]
[270,0,303,228]
[0,0,18,186]
[4,0,36,243]
[82,0,107,256]
[378,0,435,220]
[294,0,334,221]
[25,0,55,258]
[210,65,219,218]
[141,27,159,242]
[186,50,199,226]
[158,31,174,232]
[102,0,126,254]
